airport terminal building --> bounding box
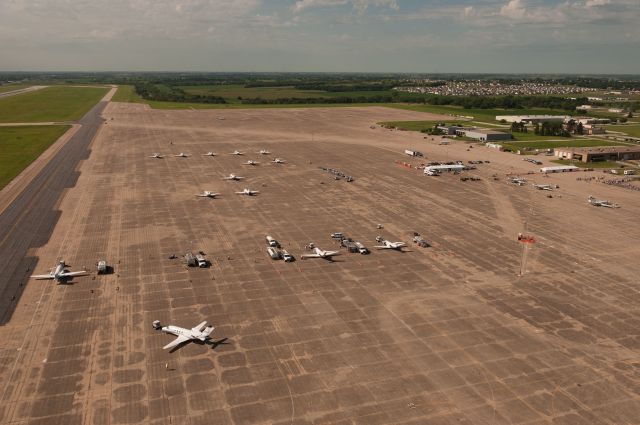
[554,146,640,163]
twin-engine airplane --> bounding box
[195,191,220,198]
[174,153,189,158]
[160,321,215,351]
[203,152,217,157]
[300,247,341,260]
[149,153,163,159]
[235,188,260,196]
[222,174,244,181]
[374,239,407,250]
[30,261,88,282]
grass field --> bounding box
[607,125,640,138]
[112,86,382,110]
[501,139,620,151]
[180,84,393,103]
[0,84,31,94]
[378,120,466,132]
[0,86,108,123]
[0,125,70,189]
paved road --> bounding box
[0,99,108,324]
[0,85,46,98]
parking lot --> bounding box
[1,103,639,424]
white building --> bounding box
[539,165,579,174]
[496,115,570,123]
[424,164,466,174]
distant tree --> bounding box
[576,122,584,135]
[620,117,628,123]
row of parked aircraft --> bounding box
[150,152,286,162]
[300,238,406,260]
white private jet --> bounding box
[374,238,407,250]
[243,160,260,166]
[229,150,244,155]
[203,152,217,157]
[257,149,271,155]
[510,177,527,186]
[30,260,88,283]
[300,247,341,260]
[222,174,244,181]
[271,158,286,164]
[195,191,221,198]
[174,153,189,158]
[235,188,260,196]
[532,184,554,191]
[588,196,619,208]
[159,321,215,351]
[149,153,163,159]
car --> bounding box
[331,232,344,239]
[96,260,107,274]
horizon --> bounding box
[0,0,638,74]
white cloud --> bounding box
[292,0,398,14]
[584,0,611,8]
[500,0,526,19]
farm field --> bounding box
[0,86,108,123]
[0,125,70,189]
[607,124,640,138]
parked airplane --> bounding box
[301,246,341,260]
[30,260,88,282]
[195,191,220,198]
[257,149,271,155]
[243,160,260,166]
[229,150,244,155]
[510,177,527,186]
[174,153,189,157]
[203,152,217,157]
[588,196,619,208]
[235,188,260,196]
[271,158,286,164]
[532,184,554,191]
[374,238,406,250]
[149,153,163,159]
[222,174,244,181]
[158,320,215,351]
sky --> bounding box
[0,0,638,73]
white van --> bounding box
[266,235,278,247]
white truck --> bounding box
[195,254,208,267]
[404,149,423,157]
[267,247,281,260]
[354,242,369,255]
[266,235,278,247]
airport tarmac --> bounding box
[1,102,639,424]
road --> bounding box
[0,85,46,98]
[0,96,110,324]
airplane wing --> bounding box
[374,245,390,249]
[252,191,260,194]
[59,271,88,277]
[30,274,54,279]
[163,335,191,350]
[300,254,320,258]
[325,251,340,257]
[192,321,208,333]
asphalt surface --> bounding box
[0,100,107,324]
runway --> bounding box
[0,98,108,324]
